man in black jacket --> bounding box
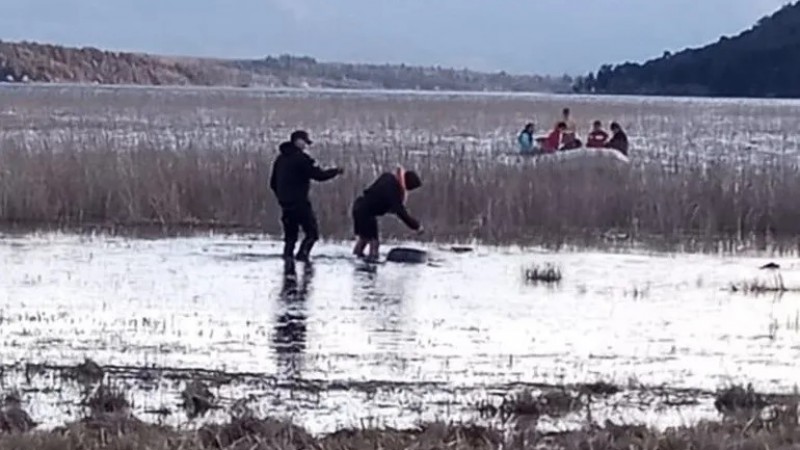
[351,168,423,261]
[270,130,343,261]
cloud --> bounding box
[267,0,313,22]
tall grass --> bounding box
[3,414,800,450]
[3,132,800,251]
[2,85,800,251]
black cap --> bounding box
[404,170,422,191]
[290,130,313,145]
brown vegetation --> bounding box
[0,41,250,86]
[0,39,570,91]
[2,361,798,450]
[1,86,799,252]
[2,409,800,450]
[2,132,800,252]
[522,263,563,284]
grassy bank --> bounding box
[2,359,797,449]
[2,132,800,252]
[2,412,800,450]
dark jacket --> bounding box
[269,142,339,208]
[606,131,629,156]
[356,173,420,230]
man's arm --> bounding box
[303,155,341,182]
[393,204,420,230]
[269,160,278,193]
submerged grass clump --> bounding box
[714,383,768,415]
[523,263,563,284]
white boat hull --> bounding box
[507,147,630,168]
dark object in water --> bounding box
[181,380,216,419]
[523,263,562,284]
[386,247,428,264]
[760,262,780,270]
[450,246,473,254]
[714,383,767,414]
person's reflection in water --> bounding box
[272,260,314,380]
[352,264,416,377]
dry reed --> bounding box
[3,413,800,450]
[4,134,800,252]
[2,85,800,252]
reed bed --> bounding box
[2,85,800,252]
[3,132,800,252]
[3,413,800,450]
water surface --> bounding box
[1,233,798,431]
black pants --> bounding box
[280,203,319,259]
[352,197,379,240]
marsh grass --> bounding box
[728,274,800,295]
[3,87,800,252]
[4,411,800,450]
[522,263,563,284]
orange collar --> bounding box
[395,166,407,203]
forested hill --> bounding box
[572,1,800,98]
[225,56,572,92]
[0,40,572,93]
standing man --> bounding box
[561,108,577,142]
[270,130,343,262]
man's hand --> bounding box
[334,167,345,175]
[415,226,425,235]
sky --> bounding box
[0,0,791,76]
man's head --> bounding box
[404,170,422,191]
[562,108,570,118]
[610,122,621,132]
[556,121,567,131]
[593,120,602,130]
[524,122,534,133]
[290,130,313,150]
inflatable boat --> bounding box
[502,147,631,168]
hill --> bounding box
[0,40,572,93]
[225,55,571,92]
[573,1,800,98]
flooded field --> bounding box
[2,232,799,432]
[1,84,800,438]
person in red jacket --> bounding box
[586,120,609,148]
[541,122,567,153]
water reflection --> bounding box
[352,264,419,375]
[272,261,314,379]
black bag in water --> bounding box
[386,247,428,264]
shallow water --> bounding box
[1,232,799,432]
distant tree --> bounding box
[585,1,800,98]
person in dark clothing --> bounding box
[352,168,423,261]
[269,130,343,261]
[586,120,609,148]
[605,122,629,156]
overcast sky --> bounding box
[0,0,791,76]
